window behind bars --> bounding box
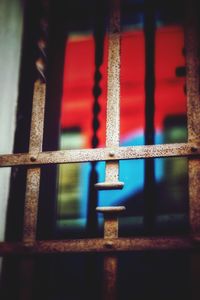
[0,0,200,299]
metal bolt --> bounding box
[30,156,37,162]
[109,151,115,157]
[104,241,114,249]
[191,146,198,152]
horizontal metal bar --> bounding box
[0,143,199,167]
[0,235,200,255]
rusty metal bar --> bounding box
[103,255,118,300]
[95,0,124,190]
[0,142,199,167]
[23,0,48,244]
[97,205,124,300]
[23,168,41,243]
[86,0,106,236]
[28,82,46,154]
[96,208,125,299]
[96,206,125,239]
[23,82,46,244]
[185,0,200,234]
[0,235,200,255]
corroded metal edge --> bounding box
[0,236,200,255]
[0,143,199,167]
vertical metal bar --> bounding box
[29,82,46,154]
[104,215,119,239]
[96,206,125,300]
[185,0,200,234]
[103,255,118,300]
[23,2,48,245]
[23,82,46,244]
[95,1,124,296]
[95,0,124,190]
[102,211,118,300]
[20,3,48,300]
[143,0,156,234]
[186,3,200,297]
[96,206,125,239]
[106,0,120,149]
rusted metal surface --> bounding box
[189,160,200,233]
[23,82,46,244]
[96,206,125,239]
[23,0,48,244]
[144,0,156,234]
[29,81,46,153]
[95,0,124,190]
[23,168,41,243]
[103,255,118,300]
[106,0,120,149]
[23,81,46,244]
[102,211,118,300]
[185,11,200,144]
[0,142,199,167]
[104,217,119,239]
[185,0,200,234]
[96,206,126,214]
[0,235,200,255]
[96,2,126,291]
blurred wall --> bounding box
[0,0,23,241]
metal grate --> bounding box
[0,0,200,298]
[0,0,200,252]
